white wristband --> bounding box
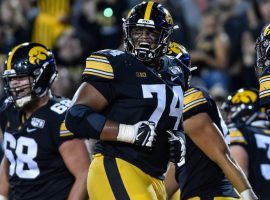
[240,189,258,200]
[117,124,136,143]
[0,194,8,200]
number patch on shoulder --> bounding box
[50,100,71,114]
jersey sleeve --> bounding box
[229,127,248,148]
[259,75,270,107]
[82,50,117,103]
[53,120,76,148]
[183,87,209,120]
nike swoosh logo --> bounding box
[26,127,37,133]
[171,76,178,81]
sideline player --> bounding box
[165,42,258,200]
[65,1,186,200]
[0,42,90,200]
[223,88,270,200]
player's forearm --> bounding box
[0,157,9,198]
[67,176,88,200]
[217,153,253,194]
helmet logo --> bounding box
[231,91,257,104]
[263,24,270,37]
[28,46,49,65]
[168,42,187,55]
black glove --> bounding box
[133,121,156,147]
[167,130,186,167]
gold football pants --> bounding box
[87,154,166,200]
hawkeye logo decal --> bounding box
[231,90,258,104]
[28,46,49,65]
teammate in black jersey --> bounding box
[0,42,90,200]
[65,1,186,199]
[223,88,270,200]
[164,42,258,200]
[255,24,270,117]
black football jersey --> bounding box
[176,87,239,199]
[82,49,186,179]
[0,96,75,200]
[229,122,270,200]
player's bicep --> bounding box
[59,139,90,177]
[71,82,109,112]
[184,112,230,162]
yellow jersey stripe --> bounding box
[260,93,270,98]
[86,61,113,73]
[184,90,205,105]
[90,55,108,60]
[60,132,74,137]
[229,129,243,137]
[144,1,154,20]
[83,71,114,79]
[184,100,207,113]
[230,138,247,144]
[259,75,270,82]
[60,122,68,131]
[184,88,196,95]
[260,81,270,92]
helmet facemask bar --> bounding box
[255,35,270,76]
[31,59,58,97]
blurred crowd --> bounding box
[0,0,269,102]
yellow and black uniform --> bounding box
[83,49,186,200]
[32,0,71,48]
[229,122,270,200]
[0,96,75,200]
[176,86,239,200]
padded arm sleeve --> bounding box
[65,104,106,139]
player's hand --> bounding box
[167,130,186,167]
[118,121,156,148]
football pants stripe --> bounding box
[104,156,130,200]
[144,1,154,20]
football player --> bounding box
[223,88,270,200]
[65,1,186,199]
[165,42,258,200]
[0,42,90,200]
[255,23,270,118]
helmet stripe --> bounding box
[6,43,24,70]
[144,1,154,20]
